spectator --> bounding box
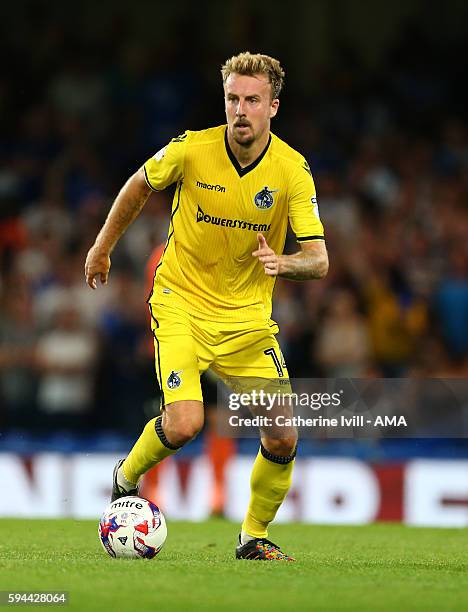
[35,301,98,430]
[315,289,371,377]
[435,248,468,358]
[0,286,38,428]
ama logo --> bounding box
[167,370,183,389]
[254,186,279,210]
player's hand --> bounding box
[252,233,281,276]
[84,245,111,289]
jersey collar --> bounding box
[224,127,272,177]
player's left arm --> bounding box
[253,159,328,280]
[253,234,328,280]
[280,239,328,280]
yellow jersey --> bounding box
[143,125,324,322]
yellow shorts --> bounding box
[148,303,290,406]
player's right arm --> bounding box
[85,133,188,289]
[85,168,151,289]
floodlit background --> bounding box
[0,0,467,524]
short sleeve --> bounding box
[288,160,324,242]
[143,132,188,191]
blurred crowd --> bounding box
[1,15,467,434]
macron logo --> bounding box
[196,180,226,193]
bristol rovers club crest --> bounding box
[254,186,279,210]
[167,370,182,389]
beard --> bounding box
[232,122,255,146]
[233,133,255,146]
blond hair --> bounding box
[221,52,285,99]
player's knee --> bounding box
[166,416,204,446]
[163,400,204,447]
[176,424,202,445]
[263,436,297,457]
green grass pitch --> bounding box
[1,519,467,611]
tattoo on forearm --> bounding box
[113,188,147,228]
[96,178,151,252]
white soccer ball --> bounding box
[98,496,167,559]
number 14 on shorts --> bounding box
[264,347,286,377]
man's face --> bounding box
[224,73,279,147]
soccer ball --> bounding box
[98,496,167,559]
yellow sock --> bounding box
[122,416,179,484]
[241,445,295,539]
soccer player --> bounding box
[85,52,328,561]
